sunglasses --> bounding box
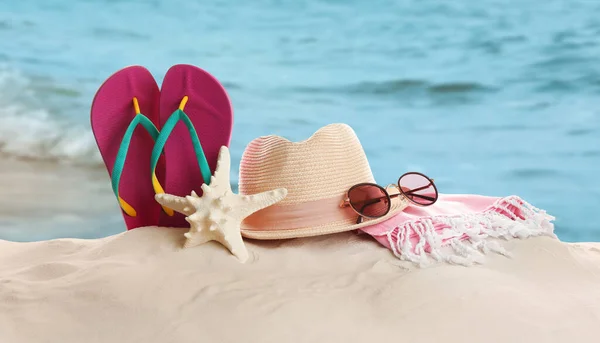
[340,172,438,224]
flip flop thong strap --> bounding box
[150,108,212,202]
[111,113,166,217]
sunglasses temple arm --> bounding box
[355,203,369,224]
[410,193,437,201]
[402,183,433,194]
[355,199,385,224]
[390,191,436,202]
[353,197,385,207]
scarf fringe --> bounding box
[385,196,556,267]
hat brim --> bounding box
[240,197,408,240]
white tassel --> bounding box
[385,196,556,267]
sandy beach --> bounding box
[1,226,598,343]
[0,157,124,241]
[1,1,599,341]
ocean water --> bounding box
[0,0,599,242]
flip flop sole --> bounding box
[91,66,162,230]
[159,64,233,227]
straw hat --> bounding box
[239,123,408,240]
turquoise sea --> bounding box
[0,0,599,242]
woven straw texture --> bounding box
[240,123,375,203]
[239,123,407,240]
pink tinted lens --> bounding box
[348,184,390,218]
[398,173,437,206]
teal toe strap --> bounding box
[111,112,160,217]
[150,102,212,198]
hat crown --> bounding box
[239,123,375,204]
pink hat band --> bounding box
[243,196,356,231]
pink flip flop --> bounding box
[153,64,233,228]
[91,66,167,230]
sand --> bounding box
[1,227,599,343]
[0,157,124,241]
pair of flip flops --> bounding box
[91,65,233,230]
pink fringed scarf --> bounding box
[360,194,556,266]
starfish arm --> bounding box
[183,231,213,248]
[209,146,233,194]
[165,146,280,264]
[239,188,288,216]
[155,194,194,216]
[219,231,249,263]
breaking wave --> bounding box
[0,67,102,167]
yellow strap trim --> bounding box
[152,171,174,216]
[179,96,188,111]
[133,97,141,115]
[118,196,137,217]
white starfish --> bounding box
[155,146,287,263]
